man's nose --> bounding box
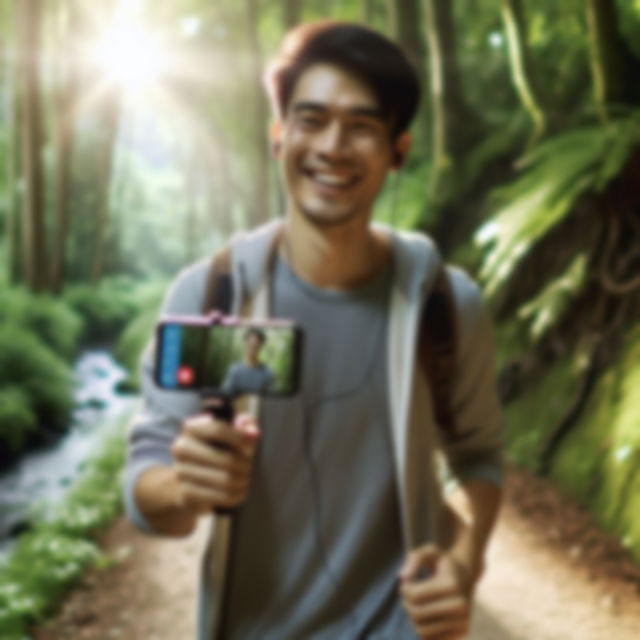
[314,121,347,158]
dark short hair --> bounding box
[264,20,421,138]
[244,328,266,344]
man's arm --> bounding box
[399,480,501,639]
[445,478,502,587]
[400,270,504,638]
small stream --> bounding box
[0,351,137,558]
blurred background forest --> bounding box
[1,0,640,635]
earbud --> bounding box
[393,150,404,168]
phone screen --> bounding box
[155,320,302,396]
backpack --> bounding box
[202,246,458,437]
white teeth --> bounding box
[312,173,352,186]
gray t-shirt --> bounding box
[222,362,275,395]
[221,256,415,639]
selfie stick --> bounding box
[202,391,236,638]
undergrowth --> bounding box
[0,418,128,640]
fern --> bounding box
[475,114,640,297]
[517,253,588,342]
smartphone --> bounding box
[154,314,302,396]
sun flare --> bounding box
[91,20,169,93]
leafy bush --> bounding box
[64,276,167,346]
[0,387,37,454]
[63,278,139,344]
[0,288,83,360]
[0,326,73,450]
[0,423,127,639]
[114,289,164,390]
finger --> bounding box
[175,461,252,495]
[182,416,257,457]
[414,618,469,640]
[400,576,460,605]
[234,413,261,440]
[178,481,249,513]
[402,594,469,625]
[400,544,441,581]
[172,435,252,473]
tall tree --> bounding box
[283,0,301,30]
[387,0,425,76]
[361,0,376,23]
[90,89,121,284]
[3,5,22,284]
[17,0,48,292]
[586,0,640,123]
[245,0,271,226]
[501,0,546,146]
[50,1,82,292]
[387,0,429,151]
[422,0,482,193]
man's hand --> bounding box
[170,411,260,514]
[399,544,474,640]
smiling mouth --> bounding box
[303,168,359,190]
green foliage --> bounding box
[517,253,588,343]
[374,161,432,230]
[0,423,127,637]
[551,325,640,561]
[0,326,73,446]
[476,114,640,297]
[63,276,163,345]
[503,354,578,469]
[0,387,37,454]
[114,288,164,390]
[0,288,83,360]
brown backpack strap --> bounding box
[202,246,233,314]
[419,265,458,437]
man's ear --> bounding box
[392,131,412,169]
[270,120,283,158]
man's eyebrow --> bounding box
[292,101,386,120]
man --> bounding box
[124,20,503,640]
[221,328,275,395]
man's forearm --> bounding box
[446,478,503,587]
[134,466,199,537]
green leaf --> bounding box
[475,115,640,297]
[517,253,588,342]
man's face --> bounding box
[244,333,263,361]
[277,63,396,228]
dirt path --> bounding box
[32,468,640,639]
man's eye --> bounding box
[298,115,323,128]
[350,121,378,134]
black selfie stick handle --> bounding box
[203,394,236,516]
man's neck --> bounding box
[280,214,390,290]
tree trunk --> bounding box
[90,90,120,284]
[501,0,546,146]
[586,0,639,123]
[361,0,377,23]
[17,0,48,292]
[422,0,481,175]
[3,6,22,284]
[50,2,81,293]
[246,0,270,227]
[388,0,425,75]
[283,0,301,30]
[388,0,429,151]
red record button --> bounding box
[177,366,195,386]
